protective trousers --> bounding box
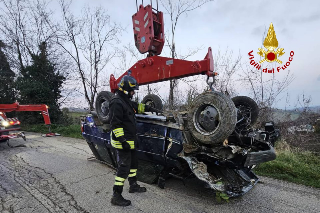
[113,149,138,193]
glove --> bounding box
[149,107,163,115]
[119,137,131,151]
[122,141,131,151]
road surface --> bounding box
[0,132,319,213]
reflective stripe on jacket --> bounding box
[110,132,135,149]
[109,91,147,149]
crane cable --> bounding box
[136,0,159,12]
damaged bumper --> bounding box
[244,146,276,167]
[181,144,275,197]
[181,156,259,197]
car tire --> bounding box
[232,96,259,125]
[95,91,115,124]
[187,91,237,145]
[141,94,163,110]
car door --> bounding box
[136,121,167,165]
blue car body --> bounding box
[82,112,278,197]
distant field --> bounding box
[271,110,300,122]
[67,111,88,124]
[68,111,86,118]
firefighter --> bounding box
[109,74,162,206]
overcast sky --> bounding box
[56,0,320,109]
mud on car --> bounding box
[81,91,279,197]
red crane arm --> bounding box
[0,102,51,125]
[110,47,215,93]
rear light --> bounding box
[81,125,84,133]
[9,121,14,125]
[17,121,21,125]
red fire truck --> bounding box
[0,102,51,143]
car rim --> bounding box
[100,100,109,115]
[193,104,220,135]
[145,100,155,108]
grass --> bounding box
[255,141,320,188]
[21,112,85,139]
[21,124,82,139]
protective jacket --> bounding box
[109,91,148,149]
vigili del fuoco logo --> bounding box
[248,23,294,73]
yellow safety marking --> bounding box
[115,132,124,137]
[128,172,137,177]
[115,176,125,182]
[114,182,124,186]
[113,128,124,134]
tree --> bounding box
[54,0,122,110]
[214,49,241,96]
[0,40,15,104]
[160,0,213,109]
[0,0,58,71]
[16,42,65,123]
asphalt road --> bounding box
[0,132,319,213]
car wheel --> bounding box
[95,91,115,124]
[142,94,163,110]
[232,96,259,126]
[187,91,237,145]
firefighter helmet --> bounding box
[118,75,139,92]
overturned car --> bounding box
[81,91,279,197]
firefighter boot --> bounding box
[129,177,147,193]
[111,186,131,206]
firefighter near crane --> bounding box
[86,0,279,205]
[109,74,162,206]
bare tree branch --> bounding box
[53,0,122,110]
[160,0,214,109]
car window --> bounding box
[137,122,166,138]
[137,122,150,135]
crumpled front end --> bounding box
[181,156,259,197]
[179,137,276,197]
